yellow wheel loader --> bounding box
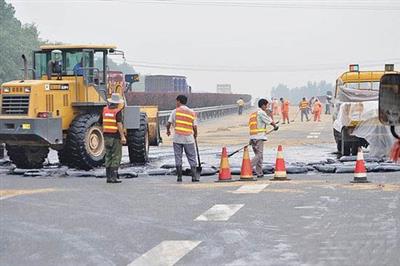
[0,44,160,169]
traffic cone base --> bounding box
[216,147,234,182]
[240,146,256,181]
[270,145,289,181]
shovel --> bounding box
[227,127,276,158]
[291,109,301,122]
[195,138,202,175]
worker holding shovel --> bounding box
[249,99,279,178]
[166,95,200,183]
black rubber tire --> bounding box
[127,113,149,164]
[6,145,49,169]
[60,113,105,170]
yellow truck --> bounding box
[332,64,398,156]
[0,44,160,169]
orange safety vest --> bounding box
[175,107,195,136]
[249,111,267,135]
[103,107,121,133]
[299,100,309,109]
[313,102,322,113]
[281,100,290,113]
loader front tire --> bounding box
[60,113,105,170]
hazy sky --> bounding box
[7,0,400,97]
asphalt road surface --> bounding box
[1,109,400,266]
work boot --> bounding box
[106,167,112,183]
[191,166,199,182]
[110,167,122,184]
[176,165,183,182]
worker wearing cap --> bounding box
[249,99,279,178]
[103,93,126,184]
[166,95,199,183]
[280,97,290,124]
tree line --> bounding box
[0,0,135,84]
[270,80,334,103]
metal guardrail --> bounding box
[158,102,251,126]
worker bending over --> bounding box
[167,95,200,182]
[280,98,290,124]
[102,93,126,184]
[249,99,279,178]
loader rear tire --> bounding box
[127,113,149,164]
[60,113,105,170]
[6,145,49,169]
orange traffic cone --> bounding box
[240,146,256,181]
[216,147,234,182]
[351,148,370,183]
[270,145,290,181]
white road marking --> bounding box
[310,132,321,135]
[233,184,269,194]
[306,135,319,139]
[127,240,201,266]
[195,204,244,221]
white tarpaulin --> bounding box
[333,85,394,158]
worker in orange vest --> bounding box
[280,97,290,124]
[298,97,310,122]
[313,98,322,122]
[102,93,126,184]
[166,95,199,182]
[249,99,279,177]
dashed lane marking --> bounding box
[127,240,201,266]
[0,188,60,200]
[195,204,244,221]
[310,132,321,135]
[306,135,319,139]
[232,184,269,194]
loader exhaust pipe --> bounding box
[22,54,28,81]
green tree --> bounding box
[0,0,43,83]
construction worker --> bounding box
[280,97,290,124]
[313,98,322,122]
[249,99,279,178]
[166,95,199,183]
[46,50,63,80]
[236,97,245,115]
[299,97,310,122]
[103,93,126,184]
[272,98,279,116]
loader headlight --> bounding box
[2,87,10,93]
[24,87,31,93]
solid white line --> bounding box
[127,240,201,266]
[233,184,269,194]
[195,204,244,221]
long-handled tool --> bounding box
[227,127,276,158]
[195,138,202,175]
[291,109,301,122]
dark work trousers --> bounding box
[250,139,265,177]
[173,142,197,167]
[104,135,122,168]
[301,109,309,122]
[238,106,243,115]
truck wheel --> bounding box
[61,113,105,170]
[127,113,149,164]
[6,145,49,169]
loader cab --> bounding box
[33,46,110,86]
